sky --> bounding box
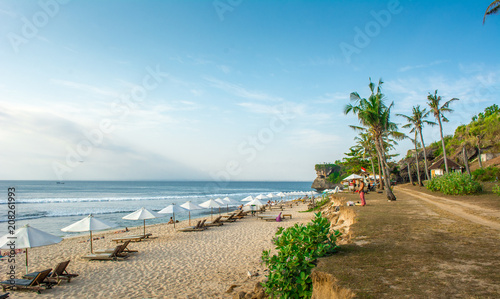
[0,0,499,182]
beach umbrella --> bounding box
[180,201,202,226]
[222,197,241,212]
[199,199,221,220]
[255,194,268,200]
[266,193,275,199]
[0,224,62,274]
[214,198,226,214]
[122,207,163,236]
[276,192,286,199]
[158,204,186,228]
[61,214,116,253]
[244,198,266,214]
[241,195,254,202]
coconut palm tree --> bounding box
[397,106,436,181]
[345,78,399,201]
[426,90,459,174]
[484,0,500,24]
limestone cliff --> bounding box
[311,164,343,191]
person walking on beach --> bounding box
[359,179,366,206]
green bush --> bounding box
[493,184,500,196]
[472,166,500,182]
[261,213,341,298]
[426,172,483,195]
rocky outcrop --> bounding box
[312,164,342,191]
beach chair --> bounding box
[0,293,8,298]
[0,268,52,294]
[23,260,79,285]
[94,240,138,255]
[82,245,128,261]
[204,216,224,227]
[233,210,247,219]
[178,219,207,232]
[111,233,152,243]
[259,212,283,222]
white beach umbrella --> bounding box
[241,195,254,202]
[244,198,266,207]
[199,199,221,220]
[222,197,241,212]
[0,224,62,274]
[61,214,116,253]
[276,192,286,198]
[266,193,275,198]
[214,198,226,214]
[180,201,202,226]
[123,207,163,236]
[255,194,268,200]
[158,204,186,228]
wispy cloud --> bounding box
[51,79,119,98]
[287,129,341,149]
[398,60,449,72]
[205,77,283,102]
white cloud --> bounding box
[205,77,283,102]
[398,60,449,72]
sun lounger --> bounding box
[0,293,9,299]
[178,219,207,232]
[94,240,138,255]
[220,214,237,222]
[111,233,152,243]
[258,212,283,222]
[82,246,128,261]
[205,216,224,227]
[23,260,78,285]
[1,268,52,294]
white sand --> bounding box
[1,203,313,298]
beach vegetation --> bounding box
[426,172,482,195]
[493,184,500,196]
[472,166,500,182]
[345,78,404,200]
[483,0,500,23]
[261,212,341,298]
[427,90,459,174]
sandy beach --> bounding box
[1,203,314,298]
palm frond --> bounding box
[483,0,500,24]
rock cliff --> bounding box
[311,164,343,191]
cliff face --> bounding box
[312,164,342,191]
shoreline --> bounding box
[1,201,315,298]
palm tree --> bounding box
[352,133,377,179]
[410,133,423,186]
[397,106,436,181]
[345,78,399,201]
[484,0,500,24]
[426,90,459,174]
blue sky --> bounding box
[0,0,499,181]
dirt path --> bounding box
[396,186,500,232]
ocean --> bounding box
[0,180,312,237]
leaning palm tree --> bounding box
[483,0,500,24]
[427,90,459,174]
[397,106,436,181]
[345,78,399,201]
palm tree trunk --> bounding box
[377,155,384,190]
[370,155,376,185]
[477,140,483,168]
[462,144,471,176]
[418,128,431,181]
[414,132,423,186]
[376,137,396,201]
[437,114,449,173]
[407,163,414,185]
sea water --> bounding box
[0,181,311,237]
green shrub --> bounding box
[426,172,482,195]
[493,184,500,196]
[261,213,341,298]
[472,166,500,182]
